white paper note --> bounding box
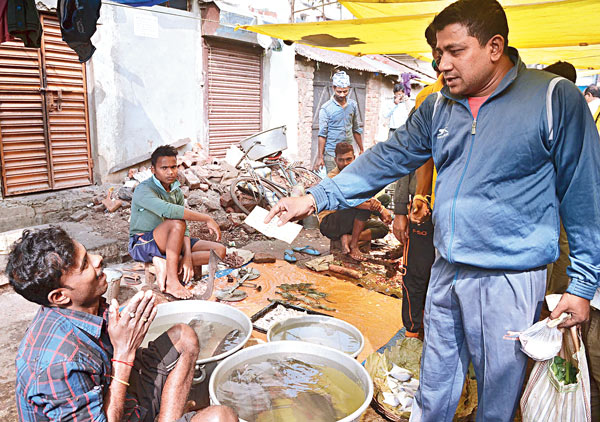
[244,206,302,244]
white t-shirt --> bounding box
[385,99,411,130]
[587,97,600,117]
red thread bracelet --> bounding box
[111,359,134,367]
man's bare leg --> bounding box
[348,218,367,261]
[152,220,192,299]
[189,406,238,422]
[152,256,168,291]
[157,324,199,422]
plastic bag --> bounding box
[520,327,592,422]
[519,317,563,361]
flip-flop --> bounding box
[293,246,321,256]
[284,250,297,263]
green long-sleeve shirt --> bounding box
[129,176,189,237]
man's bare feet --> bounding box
[340,234,351,254]
[341,235,366,261]
[165,276,193,299]
[348,246,367,262]
[152,257,168,292]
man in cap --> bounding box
[266,0,600,420]
[313,70,364,174]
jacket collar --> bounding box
[441,47,523,105]
[152,175,180,193]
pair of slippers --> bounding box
[284,246,321,263]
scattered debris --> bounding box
[329,264,361,279]
[254,253,276,264]
[70,210,88,222]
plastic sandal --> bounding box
[284,249,297,263]
[292,246,321,256]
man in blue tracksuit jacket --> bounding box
[266,1,600,420]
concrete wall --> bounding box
[87,3,204,183]
[262,44,300,161]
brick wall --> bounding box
[294,58,315,165]
[363,74,386,149]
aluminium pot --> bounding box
[267,315,365,359]
[141,300,252,408]
[209,341,374,422]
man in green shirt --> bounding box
[129,146,226,299]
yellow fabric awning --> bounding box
[240,0,600,69]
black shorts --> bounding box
[129,331,195,422]
[319,208,371,240]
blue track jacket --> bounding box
[309,48,600,300]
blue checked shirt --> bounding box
[15,300,144,421]
[318,97,363,156]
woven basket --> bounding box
[370,394,410,422]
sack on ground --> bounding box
[520,327,592,422]
[519,317,563,361]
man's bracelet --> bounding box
[111,375,130,387]
[111,359,134,367]
[413,194,432,209]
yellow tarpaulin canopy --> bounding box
[241,0,600,69]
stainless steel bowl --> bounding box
[142,300,252,408]
[209,341,373,422]
[267,315,365,358]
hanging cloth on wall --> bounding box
[6,0,41,48]
[57,0,101,63]
[0,0,15,44]
[112,1,167,6]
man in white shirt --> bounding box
[384,83,411,138]
[584,84,600,117]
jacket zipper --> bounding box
[447,118,477,263]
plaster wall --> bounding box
[262,44,300,161]
[86,3,204,183]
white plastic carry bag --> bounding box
[520,327,592,422]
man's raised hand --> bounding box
[265,196,315,225]
[108,290,158,361]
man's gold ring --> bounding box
[129,312,136,318]
[142,317,148,323]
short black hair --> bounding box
[543,61,577,84]
[584,85,600,99]
[393,83,404,94]
[334,142,354,157]
[425,23,437,49]
[7,227,76,306]
[151,145,178,167]
[432,0,509,52]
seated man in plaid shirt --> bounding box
[7,227,237,422]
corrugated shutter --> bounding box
[0,13,92,196]
[207,44,262,158]
[0,41,51,194]
[41,15,92,190]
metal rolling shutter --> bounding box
[0,13,92,196]
[207,44,262,158]
[0,41,50,195]
[41,15,92,191]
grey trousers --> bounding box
[409,255,546,422]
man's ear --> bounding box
[47,288,71,307]
[488,34,506,62]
